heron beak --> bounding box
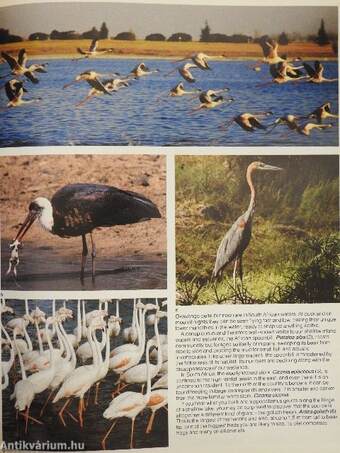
[263,164,283,171]
[14,210,39,242]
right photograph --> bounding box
[176,155,339,305]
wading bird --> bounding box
[307,102,339,123]
[9,183,161,281]
[1,49,47,83]
[221,112,273,132]
[212,161,282,286]
[76,39,113,58]
[4,79,40,108]
[101,339,154,449]
[268,115,332,136]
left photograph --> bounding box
[0,153,167,290]
[1,298,168,450]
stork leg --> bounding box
[90,232,96,281]
[80,234,88,281]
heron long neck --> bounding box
[246,166,256,213]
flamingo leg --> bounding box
[78,397,84,428]
[19,409,44,432]
[90,232,96,281]
[39,389,54,416]
[101,419,117,450]
[146,410,156,434]
[94,382,100,405]
[85,387,91,408]
[65,410,78,423]
[130,417,136,449]
[80,234,88,281]
[58,398,71,427]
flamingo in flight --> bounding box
[130,63,159,78]
[169,82,200,97]
[1,49,47,83]
[75,77,129,107]
[221,112,273,132]
[76,39,113,58]
[268,115,332,136]
[307,102,339,123]
[303,61,338,83]
[8,183,161,281]
[192,89,233,112]
[3,79,40,108]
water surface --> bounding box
[0,59,338,147]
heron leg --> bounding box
[80,235,88,281]
[232,259,238,288]
[239,256,244,294]
[90,232,96,281]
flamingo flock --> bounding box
[0,39,337,140]
[1,298,168,450]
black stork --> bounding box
[11,183,161,281]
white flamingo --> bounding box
[101,338,153,449]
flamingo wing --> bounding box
[249,116,267,130]
[303,62,316,77]
[18,49,27,67]
[88,77,112,94]
[89,39,98,52]
[1,52,19,70]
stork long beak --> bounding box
[263,164,283,171]
[14,210,39,242]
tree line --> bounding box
[0,18,336,46]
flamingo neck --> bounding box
[59,321,76,366]
[246,165,256,212]
[35,320,44,353]
[154,315,163,371]
[14,331,27,380]
[145,341,152,399]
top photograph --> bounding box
[0,2,338,147]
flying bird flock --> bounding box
[1,298,168,450]
[0,37,338,138]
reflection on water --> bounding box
[0,59,338,147]
[1,240,166,290]
[2,299,168,451]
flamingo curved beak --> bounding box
[14,209,39,242]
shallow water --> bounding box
[2,299,168,451]
[1,240,166,290]
[0,59,338,147]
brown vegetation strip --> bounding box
[0,39,336,59]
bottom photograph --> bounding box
[1,298,168,451]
